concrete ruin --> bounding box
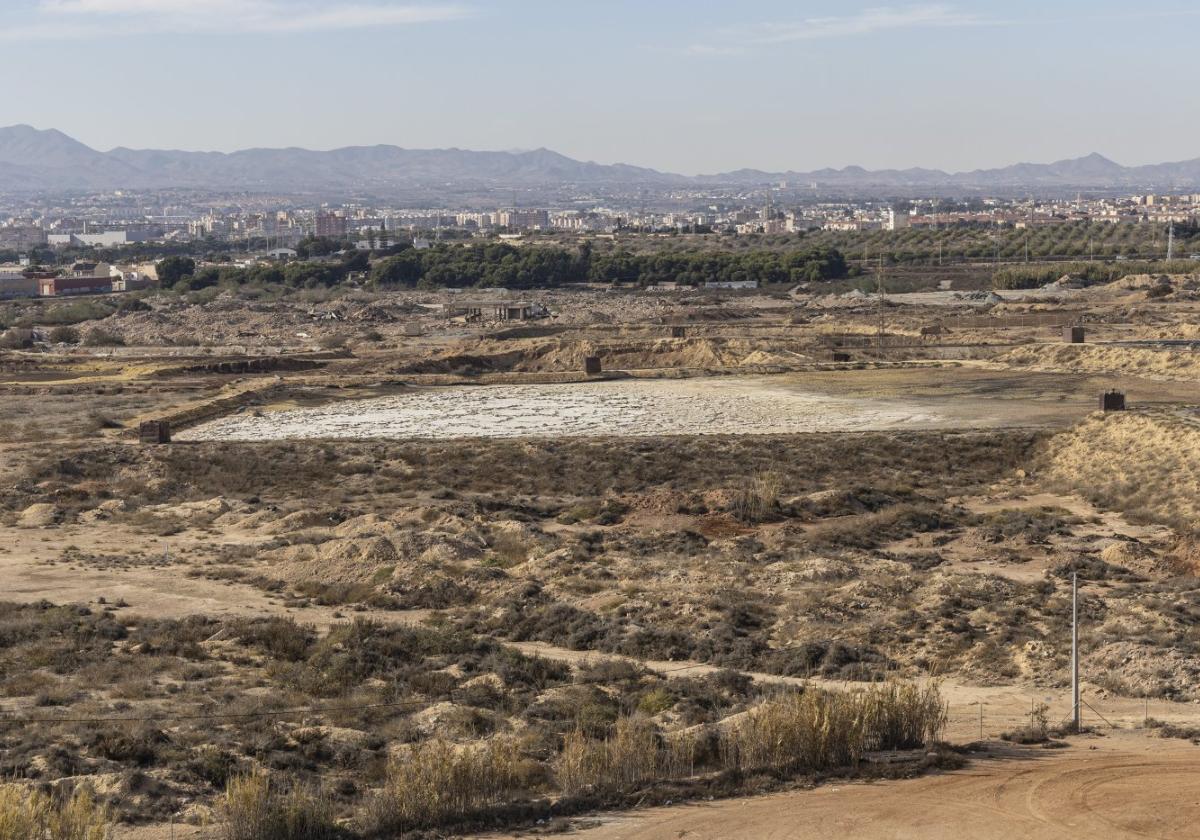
[139,420,172,444]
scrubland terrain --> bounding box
[3,274,1200,838]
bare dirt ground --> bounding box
[493,733,1199,840]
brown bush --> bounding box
[364,737,530,834]
[218,773,339,840]
[0,784,112,840]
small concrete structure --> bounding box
[139,420,172,444]
[584,356,602,375]
[670,326,686,338]
[402,323,423,336]
[831,352,851,363]
[439,301,543,322]
[1100,391,1126,412]
[1064,326,1086,344]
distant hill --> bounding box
[0,125,684,192]
[1,125,1199,194]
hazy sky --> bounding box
[4,0,1200,174]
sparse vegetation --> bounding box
[4,267,1200,839]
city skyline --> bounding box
[4,1,1200,175]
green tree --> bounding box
[157,255,195,287]
[371,252,424,287]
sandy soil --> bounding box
[0,521,376,630]
[485,733,1200,840]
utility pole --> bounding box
[1167,221,1175,261]
[1071,572,1080,733]
[876,255,886,350]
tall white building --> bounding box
[885,208,910,231]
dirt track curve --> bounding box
[485,733,1200,840]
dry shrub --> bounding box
[488,531,531,567]
[731,471,783,524]
[720,689,864,772]
[364,737,528,834]
[551,687,942,799]
[859,682,948,751]
[720,682,946,774]
[0,785,112,840]
[1166,536,1200,577]
[554,716,662,796]
[218,774,339,840]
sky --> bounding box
[3,0,1200,175]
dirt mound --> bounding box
[400,336,817,375]
[266,536,398,585]
[257,508,349,534]
[740,349,811,366]
[1087,641,1200,699]
[1108,273,1200,291]
[514,338,736,372]
[998,344,1200,381]
[764,555,856,583]
[1099,539,1162,577]
[18,503,59,528]
[78,499,127,524]
[1042,412,1200,528]
[628,488,693,516]
[263,513,490,587]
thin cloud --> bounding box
[2,0,471,39]
[687,4,990,55]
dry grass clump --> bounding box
[720,690,864,772]
[554,716,665,796]
[363,737,529,835]
[721,683,946,774]
[218,773,339,840]
[0,785,112,840]
[859,682,948,751]
[553,683,945,799]
[731,471,783,524]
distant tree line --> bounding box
[369,242,848,289]
[992,259,1200,289]
[160,251,370,291]
[154,241,847,292]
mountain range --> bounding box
[2,124,1200,195]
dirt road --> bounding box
[488,733,1200,840]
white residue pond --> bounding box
[178,377,950,441]
[175,374,955,439]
